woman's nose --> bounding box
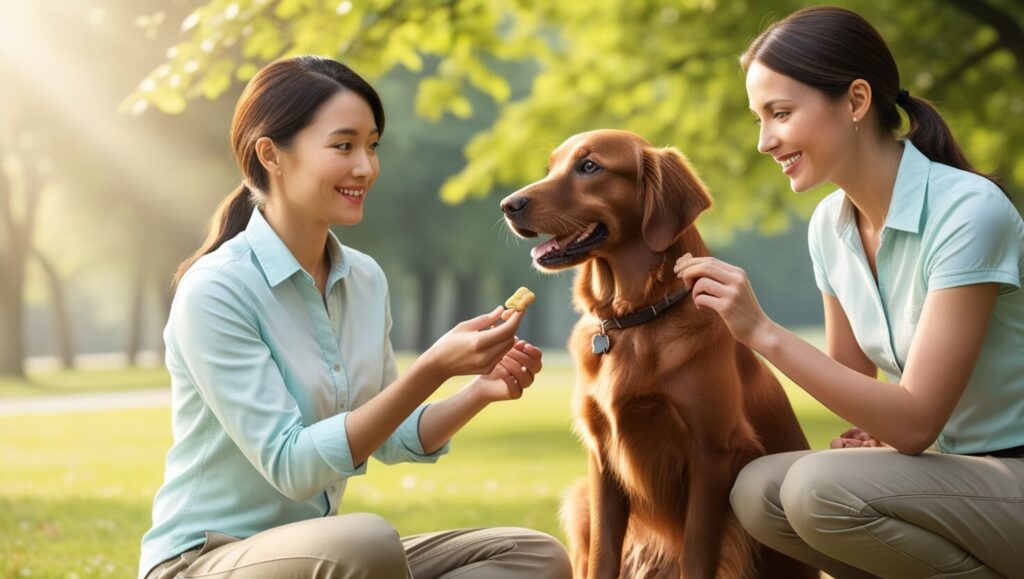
[757,125,778,154]
[351,153,373,179]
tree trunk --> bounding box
[452,273,478,329]
[0,157,26,378]
[31,248,74,370]
[0,269,26,378]
[125,248,146,366]
[415,268,438,353]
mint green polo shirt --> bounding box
[139,208,449,578]
[808,140,1024,455]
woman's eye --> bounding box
[579,159,601,174]
[334,143,352,151]
[370,142,380,151]
[773,111,790,120]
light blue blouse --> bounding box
[139,208,448,578]
[808,140,1024,455]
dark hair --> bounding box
[741,6,1001,190]
[172,56,385,288]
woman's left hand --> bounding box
[674,253,773,348]
[475,339,543,402]
[830,428,889,449]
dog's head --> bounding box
[501,130,711,272]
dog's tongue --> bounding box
[530,237,560,260]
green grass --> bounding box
[0,366,171,399]
[0,355,846,579]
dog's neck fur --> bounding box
[575,226,710,319]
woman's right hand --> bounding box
[830,427,888,449]
[420,306,523,380]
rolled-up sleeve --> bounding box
[371,287,450,465]
[173,269,362,501]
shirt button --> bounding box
[333,364,341,372]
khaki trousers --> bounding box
[730,449,1024,579]
[146,513,572,579]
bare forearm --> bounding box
[344,356,448,466]
[417,379,491,454]
[754,322,934,453]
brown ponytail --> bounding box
[741,6,1004,192]
[898,94,999,188]
[171,56,385,289]
[171,184,256,288]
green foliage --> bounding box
[127,0,1022,236]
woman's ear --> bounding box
[848,78,872,123]
[254,136,282,176]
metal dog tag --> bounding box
[592,333,610,355]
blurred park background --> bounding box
[1,0,1021,576]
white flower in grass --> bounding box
[401,475,417,490]
[483,479,498,492]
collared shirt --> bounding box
[809,140,1024,455]
[139,208,448,578]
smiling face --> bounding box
[273,90,380,227]
[500,131,647,271]
[746,61,855,193]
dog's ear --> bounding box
[639,146,712,252]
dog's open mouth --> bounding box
[529,222,609,266]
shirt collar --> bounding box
[246,208,351,288]
[835,139,930,237]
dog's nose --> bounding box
[501,195,530,216]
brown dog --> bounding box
[501,130,814,578]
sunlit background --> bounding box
[1,0,1020,576]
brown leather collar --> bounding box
[598,288,692,332]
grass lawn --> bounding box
[0,367,171,399]
[0,351,847,579]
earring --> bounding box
[853,117,859,133]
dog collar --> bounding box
[592,287,692,355]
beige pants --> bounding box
[146,514,572,579]
[730,449,1024,579]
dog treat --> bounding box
[504,287,536,312]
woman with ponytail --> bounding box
[140,56,570,579]
[675,6,1024,577]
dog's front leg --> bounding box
[587,453,629,579]
[681,450,747,579]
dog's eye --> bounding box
[579,159,602,174]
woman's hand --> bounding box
[474,339,544,402]
[830,427,889,449]
[420,306,523,381]
[673,253,774,349]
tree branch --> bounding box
[945,0,1024,75]
[931,40,1002,95]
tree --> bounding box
[127,0,1022,239]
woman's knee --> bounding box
[779,451,867,544]
[513,528,572,579]
[730,452,804,539]
[315,513,408,578]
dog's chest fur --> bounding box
[568,314,699,517]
